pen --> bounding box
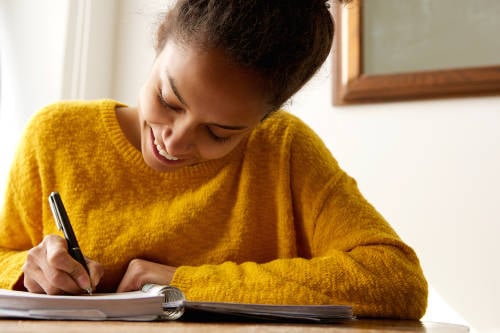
[48,191,92,295]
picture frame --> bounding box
[332,0,500,105]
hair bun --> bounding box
[288,0,330,10]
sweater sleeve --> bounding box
[0,109,47,289]
[171,175,428,319]
[170,116,428,319]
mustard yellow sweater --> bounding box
[0,100,427,318]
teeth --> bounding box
[154,139,179,161]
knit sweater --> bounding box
[0,100,427,318]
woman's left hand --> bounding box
[116,258,177,292]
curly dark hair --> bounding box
[155,0,347,111]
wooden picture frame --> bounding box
[332,0,500,105]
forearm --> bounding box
[171,243,427,319]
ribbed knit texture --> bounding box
[0,100,427,318]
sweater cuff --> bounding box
[170,264,238,302]
[0,250,28,290]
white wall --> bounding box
[1,1,499,332]
[111,0,171,103]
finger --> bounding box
[117,259,149,292]
[22,245,43,293]
[23,262,67,295]
[24,277,45,294]
[116,269,136,293]
[86,258,104,291]
[117,259,177,293]
[40,259,83,294]
[22,263,45,294]
[45,236,91,293]
[22,241,66,294]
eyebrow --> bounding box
[167,74,188,108]
[208,123,248,131]
[166,73,249,132]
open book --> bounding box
[0,284,354,322]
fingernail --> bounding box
[77,275,91,293]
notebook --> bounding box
[0,284,354,322]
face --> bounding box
[137,39,269,172]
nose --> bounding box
[161,121,195,157]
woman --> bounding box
[0,0,427,319]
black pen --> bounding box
[48,191,92,295]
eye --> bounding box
[207,128,231,143]
[157,91,182,112]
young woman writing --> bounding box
[0,0,427,319]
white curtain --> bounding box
[0,0,116,199]
[0,1,31,199]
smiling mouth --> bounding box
[153,138,179,161]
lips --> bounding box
[149,129,183,165]
[154,138,179,161]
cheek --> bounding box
[197,138,244,161]
[138,86,152,120]
[138,87,168,124]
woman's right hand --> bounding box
[22,234,103,295]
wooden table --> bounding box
[0,319,469,333]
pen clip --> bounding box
[48,192,64,231]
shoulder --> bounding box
[246,110,347,207]
[252,110,337,162]
[250,110,319,144]
[26,99,124,136]
[247,110,342,183]
[30,99,123,124]
[257,110,309,131]
[260,110,327,140]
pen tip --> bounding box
[86,288,93,295]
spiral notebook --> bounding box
[0,284,354,322]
